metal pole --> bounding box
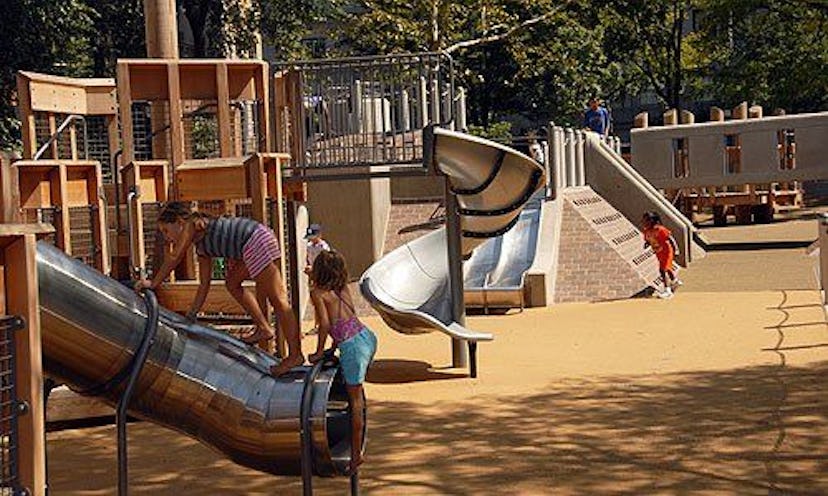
[118,289,159,496]
[445,176,468,368]
[300,359,325,496]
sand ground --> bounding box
[46,222,828,495]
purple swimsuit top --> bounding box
[329,291,363,344]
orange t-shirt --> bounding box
[644,225,674,269]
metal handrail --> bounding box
[117,289,159,496]
[33,114,87,160]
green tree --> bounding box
[338,0,619,130]
[693,0,828,112]
[0,0,95,149]
[260,0,341,60]
[85,0,146,76]
[600,0,697,111]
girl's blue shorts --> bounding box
[338,327,377,386]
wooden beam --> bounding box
[50,164,71,255]
[117,62,136,166]
[89,162,110,274]
[6,234,47,496]
[47,114,59,159]
[69,121,78,161]
[155,280,249,315]
[216,63,233,157]
[16,74,38,159]
[106,115,120,188]
[167,62,184,198]
[177,159,247,201]
[0,155,20,222]
[257,62,271,153]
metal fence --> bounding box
[276,52,456,169]
[0,316,22,495]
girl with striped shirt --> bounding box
[135,201,304,376]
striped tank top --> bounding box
[195,217,258,259]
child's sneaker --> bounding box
[658,288,674,299]
[670,279,683,291]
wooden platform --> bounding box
[155,280,250,315]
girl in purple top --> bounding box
[307,250,377,472]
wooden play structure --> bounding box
[0,224,53,496]
[631,103,819,225]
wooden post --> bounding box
[732,101,748,120]
[0,155,20,223]
[633,112,648,128]
[257,63,271,153]
[216,63,233,158]
[51,164,71,254]
[88,163,110,274]
[117,62,135,167]
[142,0,179,58]
[273,71,290,153]
[167,62,185,199]
[47,115,59,159]
[663,109,678,126]
[16,75,38,159]
[3,226,54,496]
[710,107,725,121]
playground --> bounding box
[2,1,828,495]
[45,226,828,494]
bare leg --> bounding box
[257,262,304,375]
[225,261,274,341]
[347,384,365,472]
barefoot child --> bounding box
[305,250,377,472]
[134,201,304,375]
[641,211,682,299]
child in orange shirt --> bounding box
[641,212,682,299]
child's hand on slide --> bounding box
[134,278,152,293]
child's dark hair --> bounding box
[642,211,662,225]
[311,250,349,292]
[157,201,211,224]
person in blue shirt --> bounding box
[583,97,611,137]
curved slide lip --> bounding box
[360,128,544,340]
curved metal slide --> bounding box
[359,128,545,340]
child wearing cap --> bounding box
[305,224,332,335]
[305,223,332,275]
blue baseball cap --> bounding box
[304,224,322,239]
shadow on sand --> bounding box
[366,359,468,384]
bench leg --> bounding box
[468,341,478,378]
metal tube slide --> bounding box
[37,242,354,477]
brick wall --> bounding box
[554,188,661,303]
[382,201,442,254]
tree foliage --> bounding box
[693,0,828,112]
[2,0,826,150]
